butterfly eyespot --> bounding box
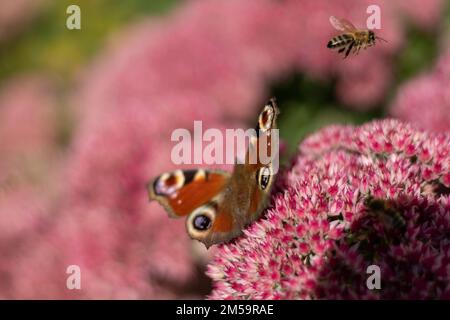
[153,170,185,196]
[193,214,212,231]
[187,206,216,237]
[259,106,274,132]
[257,166,272,191]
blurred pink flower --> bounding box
[0,73,59,239]
[390,49,450,132]
[395,0,445,30]
[0,201,65,299]
[207,119,450,299]
[77,0,445,118]
[0,74,58,160]
[51,104,203,299]
[0,187,48,250]
[0,74,61,218]
[0,74,67,299]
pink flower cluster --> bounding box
[207,119,450,299]
[57,105,202,299]
[0,74,58,161]
[78,0,446,118]
[0,74,63,299]
[0,74,60,202]
[394,0,444,30]
[390,49,450,132]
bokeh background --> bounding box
[0,0,449,299]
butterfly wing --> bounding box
[185,200,238,248]
[148,98,280,248]
[147,169,230,217]
[246,97,279,221]
[184,98,280,248]
[329,16,357,32]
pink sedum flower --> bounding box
[208,119,450,299]
[56,104,203,299]
[0,74,69,299]
[390,49,450,132]
[394,0,445,30]
[0,74,58,161]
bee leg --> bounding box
[338,46,346,54]
[357,40,364,54]
[352,43,359,55]
[344,42,354,58]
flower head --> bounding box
[208,119,450,299]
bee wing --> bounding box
[329,16,357,32]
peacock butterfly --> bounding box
[147,98,280,248]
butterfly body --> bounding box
[147,99,280,248]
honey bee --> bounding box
[365,196,406,232]
[327,16,387,58]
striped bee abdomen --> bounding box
[327,33,354,48]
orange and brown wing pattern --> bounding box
[147,169,230,217]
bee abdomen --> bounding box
[327,34,354,48]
